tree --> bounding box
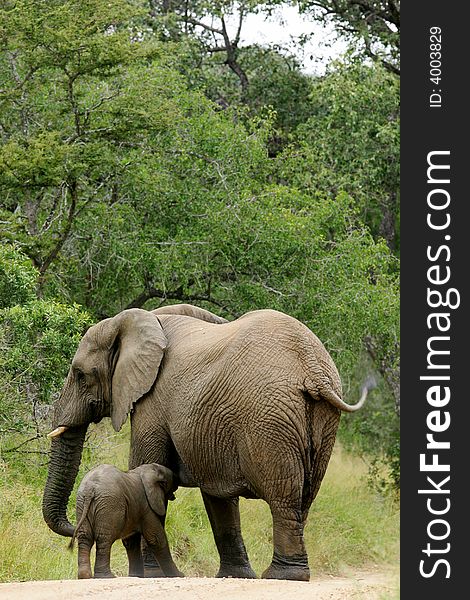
[0,246,91,449]
[148,0,261,96]
[1,1,399,484]
[0,244,37,308]
[146,1,312,152]
[274,59,400,431]
[298,1,400,74]
[193,45,314,153]
[0,0,151,283]
[277,60,400,252]
[0,0,269,307]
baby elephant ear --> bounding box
[140,464,174,516]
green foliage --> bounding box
[339,370,400,492]
[0,1,399,491]
[0,247,92,440]
[0,245,38,308]
[173,186,399,387]
[145,1,314,153]
[241,47,313,142]
[298,0,400,75]
[193,45,314,150]
[0,0,162,266]
[270,61,400,484]
[277,60,400,251]
[1,299,92,402]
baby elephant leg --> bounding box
[146,540,183,578]
[142,539,164,577]
[77,539,93,579]
[93,537,115,578]
[123,533,144,577]
[143,515,183,577]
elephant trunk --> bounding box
[42,425,88,537]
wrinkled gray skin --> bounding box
[43,304,371,581]
[70,463,182,579]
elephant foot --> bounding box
[262,552,310,582]
[144,566,184,578]
[78,567,92,579]
[166,569,185,578]
[128,568,145,578]
[93,571,116,579]
[144,565,165,577]
[217,563,257,579]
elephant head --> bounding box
[138,463,176,516]
[42,308,167,537]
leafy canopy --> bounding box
[0,1,399,485]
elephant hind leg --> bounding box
[201,493,256,579]
[141,540,165,577]
[262,503,310,582]
[77,539,93,579]
[123,533,144,577]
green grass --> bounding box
[0,423,399,582]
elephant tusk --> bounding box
[47,426,69,438]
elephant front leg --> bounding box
[142,516,184,578]
[123,533,144,577]
[147,542,184,578]
[262,504,310,581]
[201,493,256,579]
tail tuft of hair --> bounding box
[362,375,377,393]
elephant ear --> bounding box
[140,464,173,516]
[110,309,167,432]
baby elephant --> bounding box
[70,463,183,579]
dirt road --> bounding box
[0,570,397,600]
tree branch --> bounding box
[184,16,224,36]
[234,6,245,47]
[38,180,78,279]
[180,12,249,96]
[3,433,43,453]
[125,284,237,318]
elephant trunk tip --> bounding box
[46,520,76,538]
[42,505,75,538]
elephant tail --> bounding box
[68,492,94,551]
[316,376,376,413]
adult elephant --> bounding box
[43,303,372,581]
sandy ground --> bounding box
[0,569,398,600]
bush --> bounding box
[0,246,92,448]
[338,358,400,493]
[0,245,38,309]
